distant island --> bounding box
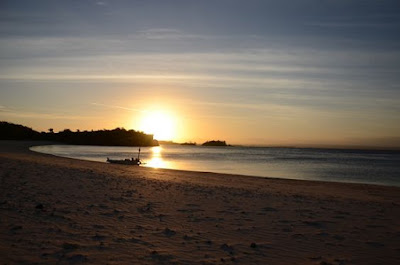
[181,142,197,146]
[158,141,197,146]
[202,140,229,147]
[0,121,158,147]
[157,140,180,145]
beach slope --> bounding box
[1,141,399,264]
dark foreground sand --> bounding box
[1,141,400,265]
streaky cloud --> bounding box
[91,102,147,113]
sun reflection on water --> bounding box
[145,146,169,168]
[152,146,161,157]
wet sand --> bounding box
[1,140,399,264]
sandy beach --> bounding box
[1,141,399,264]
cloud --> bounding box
[96,1,107,6]
[0,105,9,112]
[138,28,186,40]
[0,73,338,93]
[91,102,145,113]
[305,21,399,28]
[0,107,92,120]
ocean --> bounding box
[30,144,400,187]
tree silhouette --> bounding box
[1,122,158,147]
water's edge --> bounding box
[30,144,400,187]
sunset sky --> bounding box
[1,0,400,148]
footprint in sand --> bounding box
[220,243,235,255]
[66,254,88,263]
[163,228,176,237]
[150,250,175,262]
[366,241,385,247]
[303,220,326,229]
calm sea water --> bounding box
[30,144,400,187]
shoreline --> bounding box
[29,141,400,188]
[1,140,399,264]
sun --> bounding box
[139,110,175,141]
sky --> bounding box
[1,0,400,148]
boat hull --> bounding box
[106,158,141,165]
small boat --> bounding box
[106,148,142,165]
[107,157,141,165]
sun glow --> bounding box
[139,110,176,141]
[145,146,168,168]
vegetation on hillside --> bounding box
[181,142,197,146]
[0,121,158,147]
[0,122,41,140]
[202,140,229,146]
